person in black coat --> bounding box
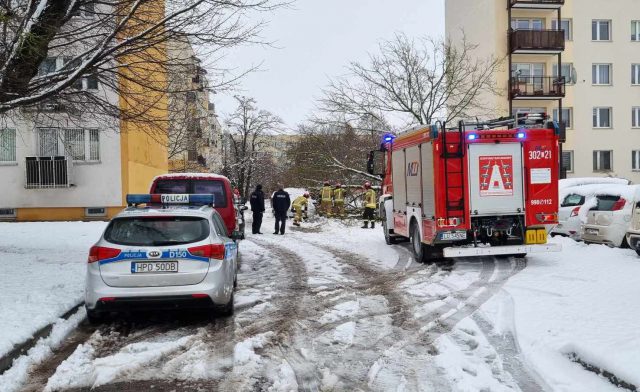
[271,184,291,235]
[249,184,265,234]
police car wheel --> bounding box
[635,248,640,257]
[218,292,234,317]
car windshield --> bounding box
[104,216,209,246]
[593,195,621,211]
[561,194,585,207]
[154,180,188,193]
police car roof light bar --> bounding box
[126,194,215,207]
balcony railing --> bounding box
[509,0,564,9]
[510,29,565,53]
[25,156,73,189]
[510,76,566,99]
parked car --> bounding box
[552,184,616,240]
[85,194,239,323]
[150,173,246,239]
[625,201,640,256]
[559,177,630,190]
[582,185,640,248]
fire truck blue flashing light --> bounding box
[383,134,395,143]
[467,134,477,141]
[517,131,526,139]
[126,194,214,206]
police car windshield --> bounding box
[104,217,209,246]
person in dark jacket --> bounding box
[249,184,265,234]
[271,184,291,235]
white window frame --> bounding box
[511,18,544,30]
[633,150,640,171]
[553,107,573,129]
[37,128,101,162]
[0,128,17,164]
[593,107,613,128]
[632,64,640,85]
[552,19,573,41]
[632,21,640,42]
[592,20,612,41]
[592,64,612,85]
[593,150,613,172]
[562,150,574,173]
[633,107,640,128]
[38,56,98,90]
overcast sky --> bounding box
[214,0,445,130]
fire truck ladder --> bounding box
[441,121,466,225]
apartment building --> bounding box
[0,4,169,221]
[446,0,640,182]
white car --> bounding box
[552,184,622,240]
[625,201,640,256]
[582,185,640,248]
[85,194,239,323]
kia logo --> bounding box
[147,250,161,258]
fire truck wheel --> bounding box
[410,221,430,264]
[383,212,398,245]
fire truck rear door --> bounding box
[468,143,524,216]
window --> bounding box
[593,150,613,171]
[633,64,640,85]
[38,128,100,161]
[632,21,640,41]
[511,18,544,30]
[85,207,106,217]
[553,63,574,84]
[562,194,585,208]
[592,20,611,41]
[512,107,545,117]
[86,74,99,90]
[593,107,612,128]
[592,64,612,85]
[562,150,574,173]
[633,151,640,171]
[0,208,16,218]
[552,19,572,40]
[553,108,573,129]
[633,107,640,128]
[0,129,16,162]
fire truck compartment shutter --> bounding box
[405,146,421,207]
[421,142,435,217]
[392,148,407,211]
[468,143,524,216]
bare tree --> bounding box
[0,0,286,134]
[225,95,282,198]
[319,33,504,129]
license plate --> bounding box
[131,261,178,273]
[442,231,467,241]
[586,228,599,235]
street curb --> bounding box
[0,302,84,375]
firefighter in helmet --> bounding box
[319,180,333,217]
[333,182,347,218]
[362,181,377,229]
[292,192,310,226]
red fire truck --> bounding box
[367,114,562,262]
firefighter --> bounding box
[361,181,377,229]
[319,180,333,217]
[333,183,347,218]
[292,192,310,226]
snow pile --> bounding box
[481,236,640,392]
[560,177,630,189]
[0,308,85,392]
[0,221,107,357]
[267,360,299,392]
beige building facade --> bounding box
[446,0,640,182]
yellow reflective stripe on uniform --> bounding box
[292,196,307,208]
[365,189,376,208]
[333,189,344,202]
[321,187,333,201]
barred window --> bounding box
[0,129,16,162]
[89,129,100,161]
[38,128,60,156]
[64,128,85,160]
[38,128,100,161]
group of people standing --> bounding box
[248,180,378,236]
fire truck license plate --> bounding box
[442,232,467,241]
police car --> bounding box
[85,194,238,323]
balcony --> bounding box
[510,29,565,53]
[510,76,566,100]
[509,0,564,9]
[25,156,73,189]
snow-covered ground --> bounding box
[1,214,639,391]
[0,222,106,358]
